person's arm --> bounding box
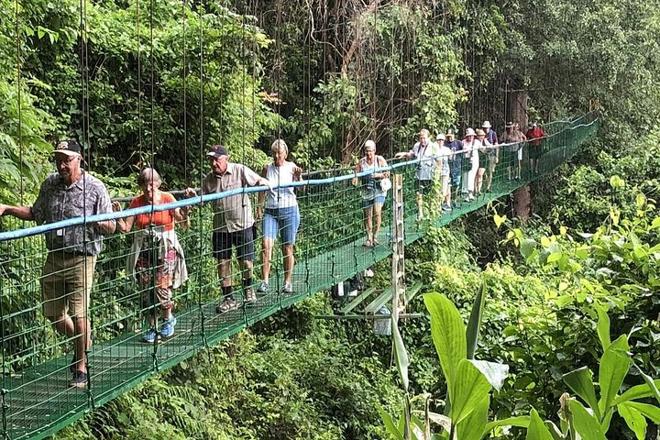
[352,161,362,186]
[0,204,34,221]
[111,201,135,233]
[377,156,389,179]
[95,187,116,234]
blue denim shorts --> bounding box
[362,195,386,209]
[263,206,301,245]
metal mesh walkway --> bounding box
[0,116,599,439]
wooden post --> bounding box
[391,174,405,324]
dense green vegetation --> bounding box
[0,0,658,438]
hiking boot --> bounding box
[143,328,159,343]
[69,371,88,389]
[160,316,177,339]
[216,298,239,313]
[257,281,269,293]
[245,288,257,303]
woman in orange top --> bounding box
[113,168,189,343]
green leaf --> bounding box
[612,379,660,406]
[424,293,467,396]
[379,408,404,440]
[469,360,509,391]
[456,395,489,440]
[449,359,491,425]
[392,317,410,391]
[632,364,660,406]
[568,400,606,440]
[617,402,647,440]
[484,415,530,433]
[493,213,506,228]
[598,335,631,414]
[609,175,625,189]
[520,238,537,259]
[525,409,554,440]
[562,367,600,419]
[626,402,660,424]
[466,282,487,359]
[595,305,611,351]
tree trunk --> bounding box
[508,90,531,220]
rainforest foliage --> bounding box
[0,0,658,439]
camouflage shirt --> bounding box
[32,171,113,256]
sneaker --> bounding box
[282,282,294,295]
[257,281,269,293]
[160,316,177,339]
[69,371,88,389]
[442,204,452,212]
[245,288,257,303]
[143,328,158,343]
[216,298,239,313]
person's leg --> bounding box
[236,226,255,295]
[363,203,374,243]
[279,206,300,287]
[282,244,295,286]
[476,168,485,194]
[213,230,234,301]
[67,255,96,375]
[373,200,384,242]
[262,238,274,283]
[261,209,277,284]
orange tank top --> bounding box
[129,192,176,231]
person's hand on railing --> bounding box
[394,152,408,159]
[0,204,6,216]
[111,201,122,212]
[183,187,197,198]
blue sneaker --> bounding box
[143,328,158,343]
[160,316,177,339]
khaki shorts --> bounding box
[41,252,96,320]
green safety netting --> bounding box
[0,116,598,439]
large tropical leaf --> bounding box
[598,335,631,414]
[466,282,487,359]
[469,360,509,391]
[392,317,410,391]
[569,400,606,440]
[612,379,660,406]
[456,395,489,440]
[449,359,490,425]
[617,402,647,440]
[562,367,600,419]
[525,409,554,440]
[424,293,467,396]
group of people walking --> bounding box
[357,120,545,233]
[0,121,544,389]
[0,139,302,388]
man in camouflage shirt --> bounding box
[0,139,115,388]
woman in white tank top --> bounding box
[353,139,389,247]
[257,139,302,294]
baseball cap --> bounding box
[54,139,82,157]
[207,145,228,158]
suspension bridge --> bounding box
[0,116,598,439]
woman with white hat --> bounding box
[462,128,481,201]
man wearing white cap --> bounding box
[0,139,115,388]
[394,129,440,220]
[482,121,498,145]
[187,145,270,313]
